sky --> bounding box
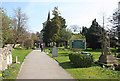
[1,0,120,33]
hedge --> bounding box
[69,53,93,68]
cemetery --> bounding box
[1,1,120,80]
[45,33,120,79]
[45,46,120,79]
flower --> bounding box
[0,74,2,77]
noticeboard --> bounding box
[71,40,86,49]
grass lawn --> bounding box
[45,47,119,79]
[2,47,33,79]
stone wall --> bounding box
[0,45,13,71]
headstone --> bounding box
[0,52,2,71]
[2,48,7,71]
[7,54,12,65]
[52,46,58,57]
[7,55,9,65]
[2,58,7,71]
[9,54,12,65]
[0,45,13,71]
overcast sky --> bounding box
[1,0,120,33]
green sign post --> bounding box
[71,40,86,49]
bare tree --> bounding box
[11,8,28,48]
[70,25,80,33]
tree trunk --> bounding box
[45,42,48,47]
[65,41,68,49]
[56,42,59,47]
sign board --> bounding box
[71,40,86,49]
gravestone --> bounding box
[9,54,12,65]
[0,48,2,71]
[0,45,13,71]
[16,56,18,63]
[52,46,58,57]
[2,47,8,71]
[7,54,12,65]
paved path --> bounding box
[17,50,74,79]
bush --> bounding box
[24,39,33,49]
[69,53,93,68]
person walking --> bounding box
[40,44,43,52]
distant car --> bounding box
[81,52,91,56]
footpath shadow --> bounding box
[59,53,69,56]
[59,61,75,69]
[59,61,100,69]
[14,47,22,50]
[85,49,102,52]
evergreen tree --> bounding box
[59,16,67,29]
[81,26,88,36]
[51,7,61,43]
[43,20,52,43]
[43,7,69,47]
[86,19,103,49]
[43,7,61,46]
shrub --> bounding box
[24,39,33,49]
[69,53,93,68]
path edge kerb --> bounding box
[45,52,74,79]
[16,50,33,79]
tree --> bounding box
[24,39,33,49]
[1,8,14,47]
[81,26,88,36]
[51,7,61,43]
[11,8,28,48]
[86,19,103,49]
[43,20,53,45]
[36,32,40,37]
[31,33,40,45]
[70,25,80,33]
[43,7,68,47]
[43,7,61,46]
[60,28,72,48]
[59,16,67,29]
[109,8,120,49]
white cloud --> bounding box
[58,0,119,28]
